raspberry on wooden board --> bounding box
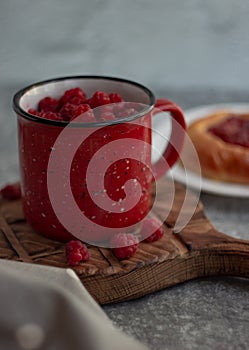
[141,217,164,243]
[0,184,21,200]
[110,233,139,260]
[66,240,90,266]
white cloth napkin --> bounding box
[0,259,149,350]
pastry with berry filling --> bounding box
[186,111,249,184]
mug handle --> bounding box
[151,98,186,180]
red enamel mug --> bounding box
[13,76,186,245]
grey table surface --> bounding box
[1,1,249,349]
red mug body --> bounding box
[13,76,186,244]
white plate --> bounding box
[169,103,249,198]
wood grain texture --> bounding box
[0,178,248,304]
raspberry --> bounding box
[71,104,90,117]
[32,87,126,124]
[0,183,21,200]
[141,217,164,243]
[38,97,59,112]
[67,251,83,266]
[94,105,114,120]
[60,87,86,106]
[89,91,110,108]
[110,233,138,260]
[71,104,96,122]
[109,93,124,103]
[28,108,41,116]
[40,111,62,121]
[66,239,84,254]
[66,240,90,266]
[59,103,75,121]
[100,112,116,121]
[70,96,86,105]
[100,104,114,113]
[116,108,137,119]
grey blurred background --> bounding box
[1,0,249,185]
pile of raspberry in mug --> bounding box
[27,87,138,122]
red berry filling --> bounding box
[66,240,90,266]
[0,183,21,200]
[141,217,164,243]
[208,116,249,148]
[110,233,139,260]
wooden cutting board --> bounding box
[0,178,248,304]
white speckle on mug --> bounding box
[41,213,46,218]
